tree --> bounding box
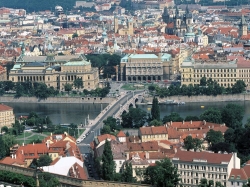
[73,77,83,89]
[151,97,160,121]
[39,172,60,187]
[121,108,147,128]
[149,119,163,126]
[144,158,180,187]
[206,129,224,147]
[0,136,6,159]
[103,116,120,132]
[101,140,115,180]
[211,142,236,153]
[200,108,222,124]
[37,155,52,167]
[200,77,207,86]
[148,85,155,92]
[101,125,111,135]
[183,136,202,151]
[64,83,73,94]
[122,162,135,183]
[232,80,246,94]
[1,126,8,133]
[72,32,78,38]
[243,178,250,187]
[221,103,244,129]
[2,134,16,156]
[162,112,183,123]
[185,116,200,121]
[199,178,215,187]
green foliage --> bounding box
[83,87,110,97]
[183,136,203,151]
[211,142,236,153]
[37,155,53,167]
[151,97,160,121]
[1,126,8,133]
[198,178,215,187]
[152,77,244,97]
[101,116,121,135]
[72,32,78,38]
[144,158,180,187]
[221,103,244,129]
[73,77,83,89]
[29,138,42,144]
[162,112,183,124]
[200,108,222,123]
[149,119,163,126]
[0,136,6,159]
[64,83,73,94]
[185,115,200,121]
[121,108,147,128]
[39,172,60,187]
[148,85,156,92]
[2,134,16,156]
[122,162,135,183]
[206,129,224,147]
[243,178,250,187]
[0,170,36,187]
[101,140,115,180]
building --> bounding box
[239,15,248,37]
[172,149,240,187]
[0,65,7,81]
[180,53,250,87]
[114,16,134,36]
[120,53,172,81]
[0,104,15,129]
[9,55,99,90]
[162,6,193,36]
[139,126,168,142]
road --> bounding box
[78,90,143,154]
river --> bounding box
[3,101,250,125]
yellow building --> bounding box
[0,104,15,129]
[9,56,99,90]
[139,126,168,142]
[114,16,134,36]
[180,55,249,87]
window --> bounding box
[237,182,240,186]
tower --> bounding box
[239,14,248,37]
[128,19,133,35]
[162,6,170,24]
[114,15,118,33]
[185,5,193,26]
[174,6,182,35]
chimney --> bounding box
[170,121,172,125]
[182,120,184,124]
[47,141,50,148]
[14,154,16,159]
[203,120,206,125]
[190,120,192,124]
[22,143,24,146]
[145,152,149,159]
[11,154,13,159]
[174,148,177,153]
[33,142,34,145]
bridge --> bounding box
[78,90,145,144]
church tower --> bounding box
[174,6,182,35]
[185,5,193,26]
[114,15,118,33]
[239,14,248,37]
[162,7,170,24]
[128,19,133,35]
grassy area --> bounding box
[15,132,32,139]
[121,84,137,90]
[121,83,147,90]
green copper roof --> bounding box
[129,54,158,59]
[63,60,91,66]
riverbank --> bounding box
[0,96,115,104]
[145,93,250,103]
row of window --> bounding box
[182,179,226,186]
[176,164,227,172]
[192,69,237,73]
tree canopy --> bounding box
[144,158,180,187]
[101,140,115,180]
[151,97,160,121]
[162,112,183,124]
[200,108,222,124]
[37,155,52,167]
[121,108,147,128]
[183,135,203,151]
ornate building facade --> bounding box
[162,5,193,36]
[9,54,99,90]
[120,53,172,81]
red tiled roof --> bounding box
[173,149,233,164]
[229,168,248,180]
[117,131,126,137]
[0,104,13,111]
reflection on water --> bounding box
[2,100,250,125]
[3,102,108,125]
[138,101,250,124]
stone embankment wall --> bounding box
[0,96,115,104]
[146,94,250,103]
[0,163,150,187]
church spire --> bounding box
[240,14,247,25]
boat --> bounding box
[201,106,205,108]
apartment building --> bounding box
[139,126,168,142]
[172,149,240,187]
[0,104,15,129]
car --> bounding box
[90,130,94,133]
[76,140,81,144]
